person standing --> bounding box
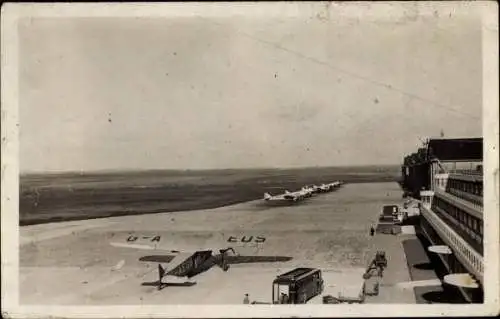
[370,226,375,236]
[243,293,250,304]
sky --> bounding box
[18,7,483,172]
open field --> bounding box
[20,165,400,225]
[20,182,418,305]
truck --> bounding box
[272,268,324,304]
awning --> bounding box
[428,245,452,255]
[443,273,480,289]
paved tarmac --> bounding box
[20,182,420,305]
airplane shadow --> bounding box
[139,255,293,264]
[142,281,197,289]
[139,255,176,263]
[227,256,293,264]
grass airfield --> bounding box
[19,166,399,225]
[19,182,417,305]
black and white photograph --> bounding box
[1,2,499,318]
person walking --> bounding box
[370,226,375,237]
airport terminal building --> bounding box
[401,138,483,303]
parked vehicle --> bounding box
[272,268,324,304]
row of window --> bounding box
[448,188,483,207]
[447,178,483,197]
[434,204,484,255]
[435,177,447,189]
[421,206,484,275]
[432,196,483,253]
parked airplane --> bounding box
[315,184,330,193]
[322,184,331,192]
[300,186,315,197]
[311,185,322,194]
[263,191,303,202]
[263,181,342,203]
[285,188,312,199]
[332,181,343,189]
[110,235,292,289]
[328,181,341,188]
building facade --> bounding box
[401,138,484,303]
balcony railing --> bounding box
[435,189,483,220]
[450,169,483,176]
[447,188,483,208]
[448,170,483,183]
[420,206,484,285]
[433,205,483,254]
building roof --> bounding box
[427,138,483,162]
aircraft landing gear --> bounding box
[222,263,230,271]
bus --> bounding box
[272,268,324,304]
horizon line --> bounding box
[20,163,402,176]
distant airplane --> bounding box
[320,184,331,192]
[263,181,342,203]
[326,181,342,189]
[285,188,313,199]
[308,185,322,194]
[110,235,292,289]
[313,184,332,193]
[264,191,303,202]
[299,186,315,197]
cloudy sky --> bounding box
[18,6,483,172]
